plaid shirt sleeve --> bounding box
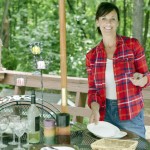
[132,38,150,87]
[86,49,101,108]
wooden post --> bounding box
[59,0,68,113]
[0,38,6,71]
[73,92,87,123]
[14,86,26,95]
[0,39,5,81]
[0,39,3,70]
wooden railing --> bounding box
[0,70,150,123]
[0,70,91,122]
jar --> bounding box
[43,119,56,144]
[56,113,70,144]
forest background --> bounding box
[0,0,150,78]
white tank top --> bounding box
[105,59,117,99]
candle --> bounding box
[16,78,25,86]
[56,113,70,144]
[37,61,45,69]
[43,119,56,144]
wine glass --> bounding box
[8,115,20,145]
[0,116,9,148]
[21,117,32,148]
[13,120,26,150]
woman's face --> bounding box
[96,10,119,36]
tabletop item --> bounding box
[87,121,127,138]
[110,131,127,139]
[91,138,138,150]
[8,115,20,145]
[44,119,56,144]
[40,146,75,150]
[0,116,9,148]
[56,113,70,144]
[22,117,32,149]
[13,120,26,150]
[27,91,41,144]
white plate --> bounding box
[40,147,75,150]
[111,131,127,139]
[87,121,120,138]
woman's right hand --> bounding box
[90,110,100,124]
[90,102,100,124]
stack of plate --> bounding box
[87,121,127,139]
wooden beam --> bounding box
[0,70,88,92]
[59,0,68,113]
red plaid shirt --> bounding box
[86,35,150,121]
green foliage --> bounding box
[0,0,150,77]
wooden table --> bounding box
[2,123,150,150]
[0,95,149,150]
[30,122,150,150]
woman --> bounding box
[86,2,150,138]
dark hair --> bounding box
[96,2,120,35]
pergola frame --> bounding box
[59,0,68,113]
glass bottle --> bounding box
[27,91,40,143]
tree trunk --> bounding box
[143,0,150,49]
[0,0,10,47]
[123,0,127,36]
[132,0,144,44]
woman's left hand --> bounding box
[129,72,148,87]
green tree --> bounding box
[0,0,149,77]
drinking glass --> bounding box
[22,117,32,148]
[0,116,9,148]
[8,115,20,145]
[13,120,26,150]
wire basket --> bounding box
[91,138,138,150]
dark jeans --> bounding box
[104,99,146,138]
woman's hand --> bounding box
[90,110,100,124]
[129,72,148,87]
[90,102,100,124]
